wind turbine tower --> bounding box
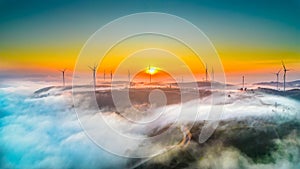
[128,70,131,87]
[282,61,290,92]
[110,70,112,82]
[205,64,208,82]
[59,68,66,87]
[242,76,245,91]
[89,64,98,90]
[149,65,152,84]
[104,70,106,81]
[211,67,214,82]
[274,69,281,91]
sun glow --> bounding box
[146,66,158,75]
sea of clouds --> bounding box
[1,79,300,169]
[0,80,128,169]
[135,90,300,169]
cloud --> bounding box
[195,131,300,169]
[0,86,127,169]
[125,89,300,168]
[1,81,300,169]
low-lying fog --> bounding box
[1,80,299,169]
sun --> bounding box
[146,66,158,75]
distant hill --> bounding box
[256,87,300,101]
[171,81,232,88]
[255,80,300,88]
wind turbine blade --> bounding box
[88,66,94,70]
[281,60,286,70]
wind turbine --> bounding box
[205,64,208,82]
[281,61,290,92]
[149,65,151,84]
[211,67,214,82]
[88,64,98,90]
[103,70,106,81]
[242,76,245,91]
[128,70,131,87]
[110,70,112,82]
[273,69,281,91]
[59,68,67,87]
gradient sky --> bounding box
[0,0,299,83]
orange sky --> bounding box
[1,36,299,84]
